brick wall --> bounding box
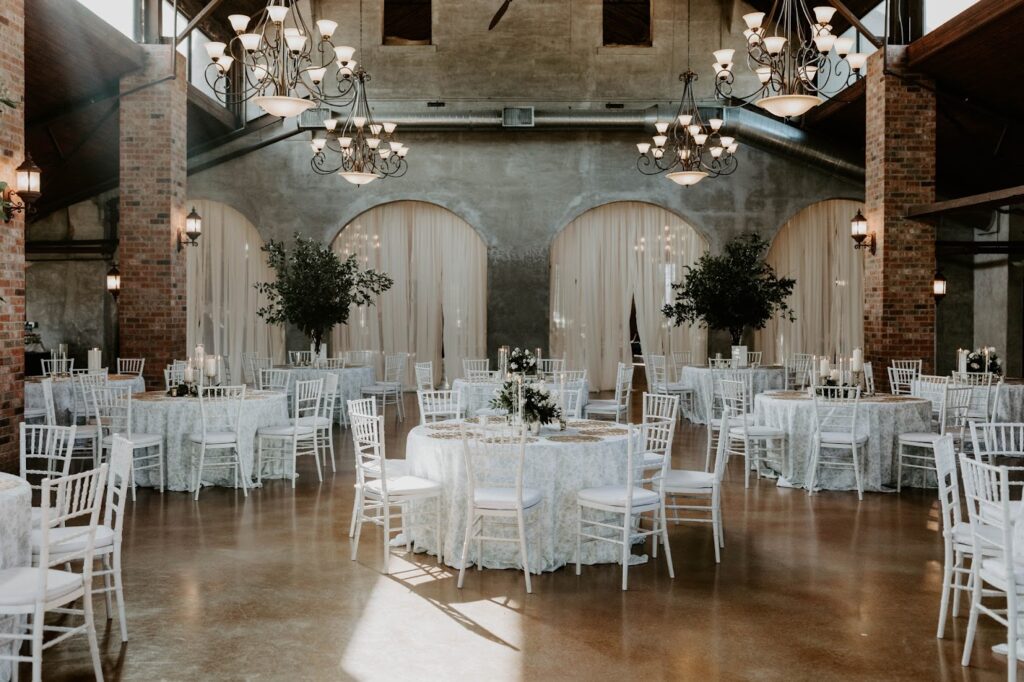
[118,46,188,389]
[0,0,25,473]
[863,48,937,388]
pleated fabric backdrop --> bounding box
[549,201,708,391]
[185,199,286,383]
[330,201,487,385]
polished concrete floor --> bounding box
[34,392,1012,681]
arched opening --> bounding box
[185,199,286,382]
[330,200,487,384]
[755,198,865,364]
[550,201,708,390]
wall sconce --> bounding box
[1,154,42,223]
[177,206,202,252]
[933,269,947,303]
[850,210,875,255]
[106,264,121,301]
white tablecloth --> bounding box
[996,381,1024,422]
[25,374,146,425]
[680,365,787,424]
[451,379,590,417]
[753,390,933,492]
[283,366,376,424]
[129,390,290,492]
[405,419,634,572]
[0,473,30,682]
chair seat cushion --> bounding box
[0,567,82,606]
[664,383,693,394]
[577,485,659,508]
[729,424,785,438]
[364,475,441,497]
[585,400,623,415]
[898,432,941,444]
[474,486,542,510]
[981,557,1024,587]
[663,468,716,490]
[641,451,665,468]
[103,433,162,448]
[294,416,333,429]
[819,431,869,445]
[952,521,1002,551]
[188,431,238,445]
[362,383,401,395]
[32,525,114,555]
[257,424,315,437]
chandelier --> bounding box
[635,71,739,187]
[203,0,359,118]
[309,68,409,186]
[712,1,867,118]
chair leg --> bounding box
[83,586,105,682]
[659,502,675,578]
[350,498,364,562]
[458,510,474,588]
[30,608,43,682]
[704,425,713,473]
[806,441,820,496]
[237,446,249,498]
[937,550,953,638]
[102,555,113,616]
[435,496,443,566]
[897,442,904,493]
[852,444,863,501]
[194,445,206,501]
[327,427,336,473]
[349,488,362,538]
[961,565,983,666]
[382,500,391,575]
[113,548,128,642]
[311,434,323,483]
[517,510,532,593]
[1009,590,1019,682]
[575,507,583,575]
[952,552,964,617]
[620,512,631,591]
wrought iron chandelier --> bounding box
[309,68,409,186]
[204,0,359,118]
[635,71,739,187]
[712,1,867,118]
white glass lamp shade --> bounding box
[637,142,651,154]
[714,62,732,79]
[369,123,383,135]
[678,114,692,126]
[324,118,338,131]
[310,138,327,153]
[239,33,262,52]
[215,56,234,73]
[834,37,854,56]
[764,36,787,54]
[334,46,356,63]
[655,121,669,134]
[850,210,868,239]
[678,148,691,160]
[379,149,392,159]
[755,94,820,118]
[366,137,381,149]
[813,6,837,24]
[317,20,338,39]
[713,49,735,65]
[687,124,701,136]
[743,12,765,29]
[268,5,289,22]
[308,67,326,84]
[799,65,819,82]
[694,133,708,145]
[709,118,723,131]
[728,142,739,153]
[383,122,397,134]
[338,60,357,75]
[847,52,868,71]
[652,148,664,159]
[390,142,404,150]
[396,147,409,157]
[340,171,377,185]
[814,33,837,53]
[106,265,121,296]
[286,33,308,52]
[756,67,772,83]
[353,116,366,128]
[228,14,250,33]
[185,206,202,241]
[933,273,947,298]
[339,136,353,148]
[667,170,708,186]
[254,95,315,118]
[720,136,735,147]
[710,146,724,158]
[653,134,668,147]
[205,42,226,60]
[14,156,41,197]
[252,64,268,79]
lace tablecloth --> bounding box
[0,473,30,681]
[996,381,1024,422]
[25,374,146,425]
[450,379,590,417]
[753,390,933,492]
[680,365,787,424]
[283,366,376,424]
[405,419,634,572]
[129,390,290,492]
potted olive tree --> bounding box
[662,232,796,346]
[255,235,393,354]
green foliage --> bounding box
[255,235,393,352]
[489,380,563,425]
[662,232,796,345]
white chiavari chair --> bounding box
[241,352,257,385]
[709,357,732,369]
[466,369,497,383]
[164,365,185,392]
[746,351,762,368]
[361,352,408,423]
[583,362,632,423]
[0,465,107,681]
[458,422,541,593]
[247,356,272,387]
[415,361,434,390]
[670,351,693,382]
[259,368,291,393]
[256,378,323,488]
[72,370,108,425]
[863,361,875,394]
[559,387,584,420]
[560,369,588,383]
[642,392,679,423]
[24,377,55,424]
[116,358,144,376]
[786,353,814,390]
[970,422,1024,487]
[20,423,76,528]
[889,359,922,394]
[351,413,442,575]
[911,374,951,422]
[41,357,74,377]
[576,423,674,591]
[288,350,314,366]
[953,371,997,423]
[807,386,867,499]
[645,355,695,425]
[296,373,338,473]
[188,385,247,501]
[417,389,463,425]
[92,385,164,498]
[536,358,565,380]
[346,398,402,539]
[463,358,489,376]
[318,357,346,369]
[897,384,972,492]
[721,378,786,487]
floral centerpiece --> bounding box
[967,347,1003,375]
[508,347,537,375]
[490,379,562,429]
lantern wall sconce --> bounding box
[850,210,875,255]
[106,264,121,301]
[1,154,41,223]
[933,269,947,303]
[177,206,202,252]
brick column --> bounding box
[863,47,937,387]
[0,0,25,472]
[119,46,188,389]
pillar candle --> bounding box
[184,366,194,384]
[851,348,863,372]
[820,357,830,376]
[88,348,102,372]
[205,356,218,378]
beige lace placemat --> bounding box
[426,423,463,431]
[545,434,602,443]
[427,431,480,440]
[578,427,628,436]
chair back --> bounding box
[889,359,922,394]
[91,385,134,439]
[670,351,692,377]
[351,414,389,496]
[104,436,134,538]
[714,370,753,417]
[537,358,565,379]
[347,397,378,419]
[318,357,346,369]
[560,387,584,419]
[788,353,814,390]
[953,371,996,421]
[382,353,407,384]
[460,421,528,507]
[959,454,1016,576]
[42,357,75,376]
[911,374,950,416]
[933,435,962,544]
[811,385,862,441]
[642,392,679,423]
[970,422,1024,464]
[613,362,634,410]
[20,424,77,495]
[344,350,375,367]
[164,365,185,391]
[288,350,314,366]
[247,356,272,385]
[747,351,762,368]
[417,389,463,424]
[259,368,291,392]
[467,369,497,383]
[709,357,732,369]
[74,370,109,423]
[415,361,434,390]
[40,377,57,425]
[293,379,323,423]
[638,418,674,488]
[36,464,108,576]
[560,369,588,383]
[463,358,489,376]
[199,385,246,439]
[320,373,339,421]
[937,385,972,436]
[645,355,668,393]
[117,358,145,376]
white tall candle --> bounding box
[88,348,102,372]
[820,357,830,376]
[205,357,217,378]
[851,348,863,372]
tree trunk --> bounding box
[312,332,322,355]
[730,329,743,346]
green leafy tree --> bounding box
[255,235,393,353]
[662,232,796,345]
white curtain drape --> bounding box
[330,201,487,384]
[549,202,708,390]
[185,199,286,383]
[755,199,865,364]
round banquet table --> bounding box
[405,418,634,572]
[129,390,290,492]
[0,473,30,682]
[680,365,787,424]
[753,390,933,492]
[996,379,1024,422]
[282,365,376,424]
[25,373,146,425]
[451,378,590,417]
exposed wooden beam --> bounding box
[830,0,883,48]
[176,0,227,44]
[905,0,1024,67]
[907,185,1024,219]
